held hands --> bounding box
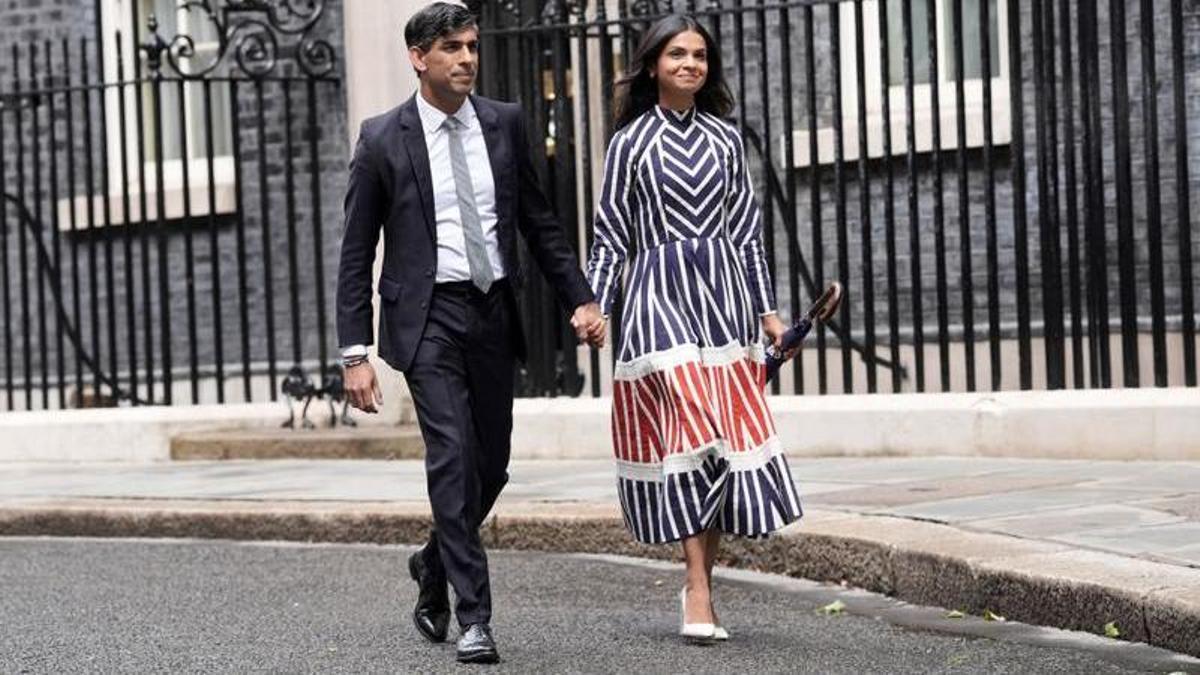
[762,313,798,360]
[344,360,383,413]
[571,301,607,348]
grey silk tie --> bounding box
[443,115,494,294]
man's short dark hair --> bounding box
[404,2,478,51]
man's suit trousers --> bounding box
[403,280,515,627]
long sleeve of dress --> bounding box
[725,132,777,316]
[587,131,635,317]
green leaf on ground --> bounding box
[1103,621,1121,638]
[817,600,846,615]
[945,610,966,619]
[982,610,1006,622]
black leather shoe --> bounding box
[456,623,499,664]
[408,549,450,643]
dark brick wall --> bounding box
[0,0,93,49]
[0,0,349,405]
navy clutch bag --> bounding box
[765,282,843,383]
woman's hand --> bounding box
[571,302,607,348]
[762,313,798,359]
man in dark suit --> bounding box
[335,2,604,665]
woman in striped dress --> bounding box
[585,15,802,643]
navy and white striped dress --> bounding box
[586,105,803,544]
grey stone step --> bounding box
[170,426,425,460]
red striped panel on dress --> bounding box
[612,357,775,462]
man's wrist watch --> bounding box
[342,354,369,369]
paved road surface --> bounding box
[2,538,1195,674]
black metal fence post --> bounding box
[1171,0,1196,387]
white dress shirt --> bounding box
[416,93,506,285]
[342,94,506,360]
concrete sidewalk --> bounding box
[2,456,1198,657]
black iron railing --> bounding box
[0,0,342,410]
[3,0,1196,407]
[475,0,1198,396]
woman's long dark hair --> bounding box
[612,15,734,132]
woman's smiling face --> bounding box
[653,30,709,101]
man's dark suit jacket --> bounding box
[336,94,594,373]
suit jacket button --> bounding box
[425,269,432,278]
[420,300,427,309]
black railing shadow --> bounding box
[3,193,353,422]
[741,126,908,381]
[2,192,152,405]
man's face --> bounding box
[409,26,480,97]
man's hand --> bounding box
[344,360,383,413]
[762,313,798,360]
[570,301,606,348]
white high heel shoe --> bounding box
[679,587,716,643]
